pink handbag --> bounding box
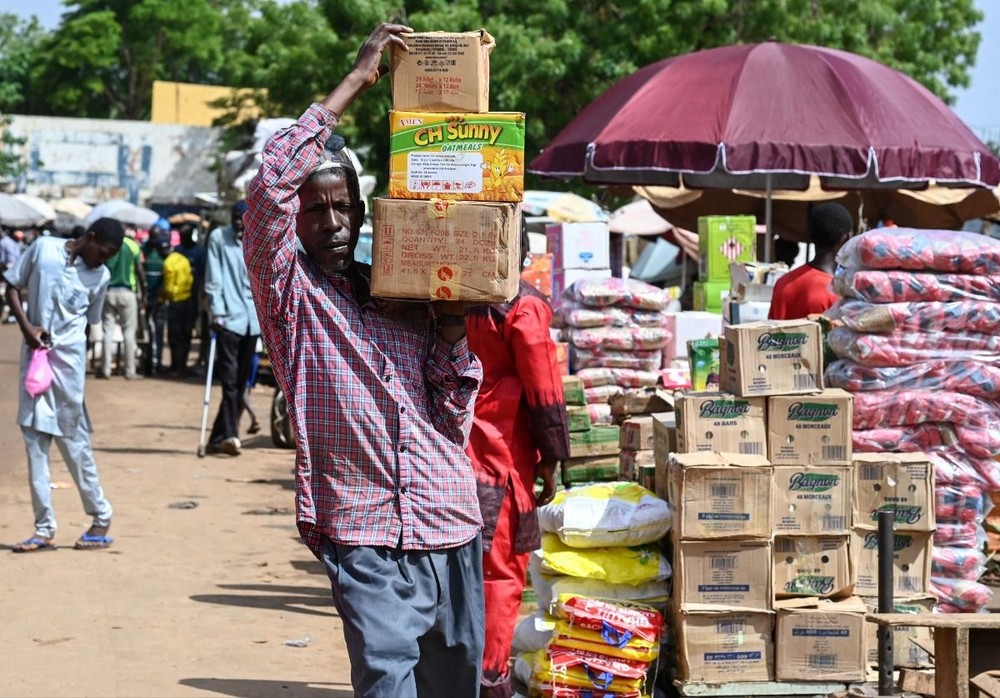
[24,347,54,397]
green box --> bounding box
[561,456,620,486]
[698,215,757,282]
[562,375,586,406]
[693,280,728,313]
[567,405,592,433]
[569,424,621,458]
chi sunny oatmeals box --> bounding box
[720,320,824,397]
[388,111,525,202]
[371,198,520,302]
[390,30,495,112]
[768,390,854,466]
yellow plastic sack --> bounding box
[538,482,671,548]
[537,533,672,586]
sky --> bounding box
[1,0,998,141]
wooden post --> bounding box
[935,627,970,698]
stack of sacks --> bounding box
[826,228,1000,612]
[553,278,673,419]
[530,594,665,697]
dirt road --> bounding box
[0,326,353,698]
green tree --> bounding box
[0,14,48,113]
[0,113,27,184]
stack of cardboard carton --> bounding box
[693,216,756,314]
[547,221,612,300]
[612,388,674,487]
[371,30,524,303]
[561,375,618,486]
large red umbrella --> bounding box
[528,41,1000,191]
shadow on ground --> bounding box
[190,582,336,618]
[179,678,352,697]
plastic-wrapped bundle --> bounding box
[852,390,1000,430]
[533,647,648,694]
[930,577,994,612]
[567,326,671,352]
[829,327,1000,366]
[565,278,671,311]
[572,347,663,372]
[538,482,672,549]
[837,228,1000,275]
[583,384,624,404]
[934,522,988,549]
[587,403,613,425]
[826,359,1000,399]
[535,534,672,586]
[553,301,665,329]
[852,423,1000,462]
[931,453,1000,490]
[575,368,660,389]
[932,547,988,581]
[833,268,1000,303]
[834,299,1000,335]
[936,483,992,524]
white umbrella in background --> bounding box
[84,199,160,229]
[52,197,94,221]
[0,193,49,228]
[523,190,608,222]
[13,194,57,223]
[608,198,672,236]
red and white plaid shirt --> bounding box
[243,103,483,554]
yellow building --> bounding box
[150,80,264,127]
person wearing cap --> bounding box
[204,201,259,456]
[98,220,146,379]
[243,23,484,697]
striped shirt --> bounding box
[243,103,483,555]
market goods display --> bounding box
[828,227,1000,612]
[538,482,672,549]
[553,302,665,329]
[575,368,659,389]
[565,278,672,311]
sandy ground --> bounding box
[0,326,354,698]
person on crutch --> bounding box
[204,201,259,456]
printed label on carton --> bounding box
[768,390,854,466]
[772,466,851,535]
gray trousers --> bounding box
[322,535,485,698]
[22,423,112,539]
[101,287,139,377]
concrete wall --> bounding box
[6,114,222,206]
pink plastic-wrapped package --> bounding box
[575,368,660,389]
[930,577,994,612]
[837,228,1000,275]
[934,522,988,549]
[834,299,1000,335]
[584,384,625,404]
[852,390,1000,430]
[852,423,1000,462]
[936,483,992,524]
[572,348,663,372]
[553,301,665,329]
[567,326,671,352]
[587,403,613,425]
[932,547,988,581]
[826,359,1000,399]
[829,327,1000,366]
[565,278,671,311]
[833,268,1000,303]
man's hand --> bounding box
[23,324,49,350]
[351,23,413,90]
[211,315,226,332]
[535,461,558,507]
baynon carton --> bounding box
[668,452,773,540]
[390,30,494,112]
[850,529,932,598]
[651,412,676,467]
[675,611,774,683]
[775,596,867,682]
[371,198,519,302]
[852,453,935,532]
[619,449,654,481]
[620,415,655,451]
[772,466,851,535]
[773,536,852,599]
[768,390,854,465]
[610,388,675,416]
[675,390,767,457]
[675,540,773,612]
[861,596,935,669]
[388,111,525,202]
[720,320,824,396]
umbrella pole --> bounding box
[765,173,774,263]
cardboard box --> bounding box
[569,424,620,458]
[521,252,552,298]
[619,449,654,481]
[693,280,728,313]
[620,416,654,451]
[675,540,773,612]
[687,337,720,392]
[371,199,519,302]
[675,391,767,457]
[772,466,851,535]
[562,375,585,406]
[725,299,771,325]
[610,388,674,416]
[861,596,935,668]
[698,215,757,282]
[773,536,852,598]
[720,320,825,396]
[675,611,774,683]
[850,529,932,598]
[561,455,619,486]
[551,267,612,301]
[852,453,935,532]
[636,463,656,493]
[668,452,773,540]
[554,341,569,376]
[566,405,592,433]
[768,390,854,466]
[775,597,867,682]
[388,111,525,202]
[390,30,494,112]
[663,311,722,362]
[546,222,611,270]
[651,412,676,466]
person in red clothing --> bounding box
[769,202,853,320]
[465,220,570,698]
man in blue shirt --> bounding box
[205,201,259,456]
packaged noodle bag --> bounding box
[533,646,648,694]
[554,594,664,646]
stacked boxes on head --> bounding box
[372,30,524,303]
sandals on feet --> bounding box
[12,537,57,553]
[75,526,113,550]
